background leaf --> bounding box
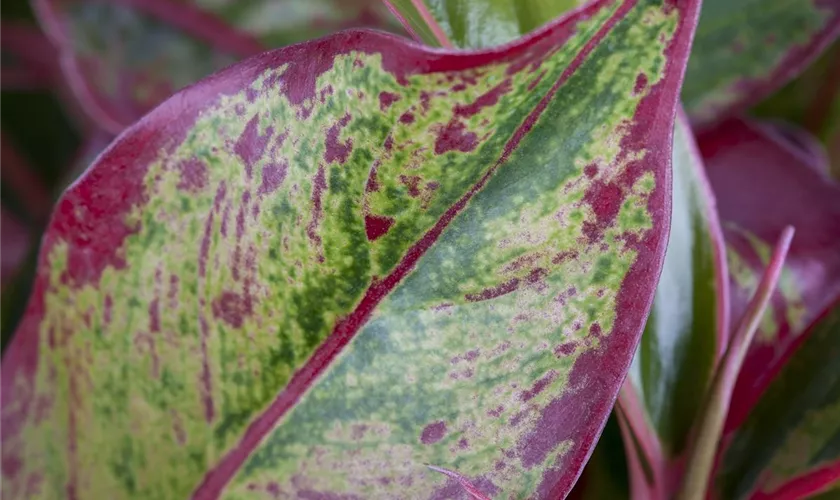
[383,0,581,48]
[624,112,728,466]
[0,0,699,497]
[716,302,840,500]
[750,41,840,179]
[697,117,840,498]
[698,118,840,432]
[33,0,402,132]
[682,0,840,126]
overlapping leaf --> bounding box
[623,113,728,467]
[698,117,840,498]
[717,302,840,500]
[33,0,402,132]
[0,0,700,496]
[682,0,840,126]
[384,0,581,48]
[751,42,840,178]
[382,3,734,496]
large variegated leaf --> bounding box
[698,118,840,498]
[32,0,402,132]
[1,0,700,497]
[682,0,840,126]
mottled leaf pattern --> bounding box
[682,0,840,125]
[2,0,700,497]
[33,0,401,132]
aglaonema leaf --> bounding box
[716,302,840,500]
[32,0,402,133]
[698,117,840,432]
[698,118,840,499]
[681,0,840,126]
[750,41,840,179]
[383,2,732,495]
[383,0,581,48]
[623,111,729,464]
[1,0,700,496]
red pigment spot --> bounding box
[378,91,400,110]
[554,343,576,357]
[220,203,231,237]
[2,456,21,477]
[454,79,512,118]
[365,163,380,193]
[177,158,208,192]
[582,181,623,242]
[274,129,289,149]
[420,91,431,112]
[364,214,395,241]
[400,175,422,197]
[584,164,598,178]
[589,323,602,337]
[212,292,251,328]
[420,421,447,444]
[399,111,415,124]
[199,183,226,277]
[383,134,394,152]
[458,438,469,449]
[452,83,467,92]
[435,120,478,155]
[488,405,504,418]
[521,371,558,401]
[324,113,352,164]
[503,252,544,273]
[307,166,327,251]
[465,277,520,302]
[351,424,368,440]
[148,298,160,333]
[465,268,547,302]
[464,349,480,361]
[633,73,649,95]
[103,295,113,326]
[235,116,272,178]
[236,191,251,241]
[318,85,334,104]
[258,162,288,196]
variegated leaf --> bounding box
[682,0,840,126]
[32,0,402,132]
[1,0,699,497]
[716,302,840,500]
[383,0,582,48]
[699,117,840,499]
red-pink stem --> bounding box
[409,0,454,47]
[676,226,795,500]
[382,0,426,44]
[617,384,667,499]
